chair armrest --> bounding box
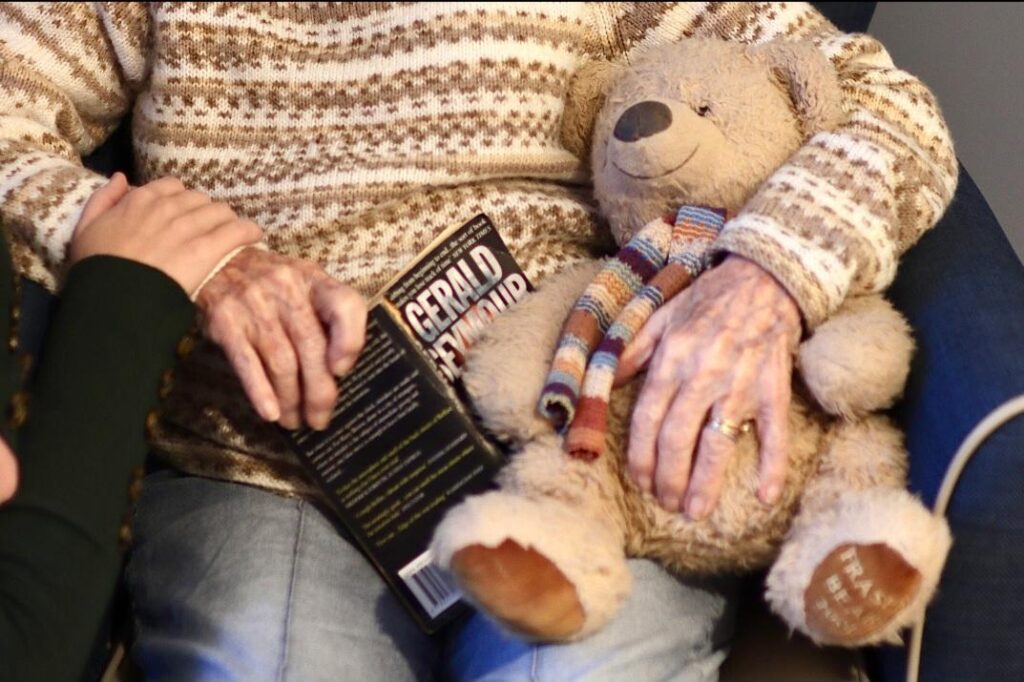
[867,164,1024,681]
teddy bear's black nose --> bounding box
[613,101,673,142]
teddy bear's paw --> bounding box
[798,294,914,418]
[803,542,921,645]
[450,540,586,640]
[766,488,951,647]
[431,491,632,641]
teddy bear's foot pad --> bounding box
[767,488,951,646]
[804,542,922,644]
[450,539,586,640]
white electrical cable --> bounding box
[905,394,1024,682]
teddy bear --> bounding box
[429,37,952,648]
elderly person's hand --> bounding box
[197,248,367,431]
[614,255,801,520]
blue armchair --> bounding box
[874,164,1024,681]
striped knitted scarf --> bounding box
[538,205,727,460]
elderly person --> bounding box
[0,2,955,681]
[0,174,261,681]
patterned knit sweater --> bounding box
[0,2,957,497]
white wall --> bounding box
[870,2,1024,260]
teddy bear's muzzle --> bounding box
[604,98,713,183]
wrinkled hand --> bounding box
[70,174,263,294]
[197,248,367,430]
[614,256,801,520]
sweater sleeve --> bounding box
[0,2,151,283]
[0,255,194,682]
[589,2,958,328]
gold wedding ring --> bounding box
[706,417,753,442]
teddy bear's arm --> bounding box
[797,294,914,418]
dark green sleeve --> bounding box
[0,255,195,682]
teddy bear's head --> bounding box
[562,39,845,243]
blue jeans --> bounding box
[127,470,740,681]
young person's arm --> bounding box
[0,177,261,682]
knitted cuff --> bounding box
[711,215,850,331]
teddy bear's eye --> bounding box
[697,104,711,117]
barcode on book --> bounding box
[398,550,462,619]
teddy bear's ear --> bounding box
[560,59,626,161]
[749,40,846,139]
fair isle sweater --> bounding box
[0,2,957,497]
